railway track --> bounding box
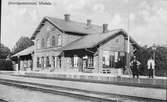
[0,78,165,102]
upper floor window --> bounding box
[46,26,51,32]
[36,39,40,49]
[46,37,50,48]
[51,36,56,47]
[58,34,62,46]
[41,38,45,48]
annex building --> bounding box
[12,14,140,75]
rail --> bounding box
[0,78,165,102]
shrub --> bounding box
[0,59,13,70]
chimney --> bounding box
[87,19,91,26]
[103,24,108,33]
[64,14,70,21]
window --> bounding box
[102,51,115,68]
[52,56,56,67]
[36,39,40,49]
[58,34,62,46]
[116,52,126,68]
[23,60,28,68]
[46,56,51,67]
[103,51,126,68]
[88,56,94,67]
[46,26,51,31]
[41,38,45,48]
[58,57,61,68]
[37,57,40,67]
[41,57,44,68]
[73,55,78,67]
[46,37,51,48]
[51,36,56,47]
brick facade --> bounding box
[33,20,83,72]
[13,15,139,75]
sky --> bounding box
[1,0,167,49]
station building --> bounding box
[12,14,140,74]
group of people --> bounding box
[129,56,155,79]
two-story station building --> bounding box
[12,14,140,74]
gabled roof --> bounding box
[13,29,140,57]
[31,17,103,40]
[12,46,34,57]
[62,29,140,51]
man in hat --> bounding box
[130,56,141,78]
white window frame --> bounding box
[58,34,62,46]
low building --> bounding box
[12,14,140,75]
[12,46,34,71]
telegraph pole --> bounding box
[126,0,132,76]
[0,0,1,46]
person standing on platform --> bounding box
[130,56,141,78]
[147,57,155,78]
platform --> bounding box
[0,71,166,101]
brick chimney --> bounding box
[64,14,70,21]
[103,24,108,33]
[87,19,91,26]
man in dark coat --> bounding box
[130,56,141,78]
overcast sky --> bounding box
[2,0,167,49]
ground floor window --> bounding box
[73,55,78,67]
[103,51,125,68]
[41,57,44,67]
[37,56,57,68]
[59,57,61,68]
[88,56,94,68]
[52,56,57,68]
[52,56,55,67]
[82,55,94,69]
[116,52,126,68]
[103,51,114,68]
[28,60,32,68]
[46,56,51,67]
[23,60,28,68]
[37,57,40,67]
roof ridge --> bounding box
[46,16,102,28]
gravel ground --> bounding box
[0,84,93,102]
